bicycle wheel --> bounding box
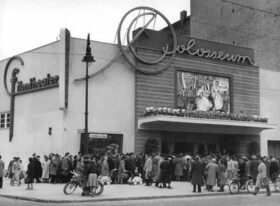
[246,180,256,194]
[274,179,280,192]
[95,182,104,195]
[63,182,77,195]
[229,181,239,194]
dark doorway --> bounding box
[208,143,216,154]
[198,143,205,155]
[174,142,193,154]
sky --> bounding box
[0,0,190,61]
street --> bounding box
[1,193,280,206]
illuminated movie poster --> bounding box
[177,71,230,113]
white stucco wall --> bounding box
[0,42,63,169]
[0,29,135,169]
[62,38,135,154]
[260,69,280,156]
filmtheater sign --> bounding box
[4,56,59,142]
[17,74,59,94]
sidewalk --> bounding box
[0,178,272,203]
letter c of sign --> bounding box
[117,7,177,74]
[4,56,24,96]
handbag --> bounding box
[19,171,25,180]
[260,177,269,188]
[24,176,31,184]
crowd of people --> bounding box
[0,150,279,197]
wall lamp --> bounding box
[48,127,52,135]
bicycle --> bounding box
[273,174,280,192]
[63,171,104,195]
[228,174,255,194]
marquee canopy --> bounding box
[138,115,276,135]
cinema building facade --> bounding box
[0,25,277,165]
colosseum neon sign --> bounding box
[163,39,255,65]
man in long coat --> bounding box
[250,155,259,184]
[191,156,204,193]
[33,154,42,183]
[205,159,218,192]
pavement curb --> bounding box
[0,191,266,203]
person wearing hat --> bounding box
[250,155,259,185]
[191,156,204,193]
[32,154,42,183]
[253,157,271,196]
[239,156,248,189]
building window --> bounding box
[0,112,10,129]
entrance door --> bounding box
[268,141,280,158]
[174,142,193,154]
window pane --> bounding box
[6,123,10,128]
[1,119,4,123]
[7,113,10,118]
[0,123,4,128]
[0,114,4,119]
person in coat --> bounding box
[117,155,126,184]
[7,157,16,184]
[173,154,183,181]
[253,157,271,196]
[191,156,204,193]
[217,159,227,192]
[33,154,42,183]
[154,153,163,187]
[205,159,218,192]
[0,155,4,189]
[101,155,109,177]
[250,155,259,185]
[270,158,279,182]
[26,157,35,190]
[158,156,172,189]
[49,154,59,183]
[87,156,99,197]
[143,154,153,186]
[11,157,21,186]
[41,155,50,183]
